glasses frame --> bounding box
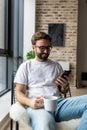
[35,45,52,52]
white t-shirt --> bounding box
[14,59,63,98]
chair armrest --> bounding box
[9,102,31,128]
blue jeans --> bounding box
[26,95,87,130]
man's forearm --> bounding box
[16,83,31,107]
[16,91,44,109]
[16,91,30,106]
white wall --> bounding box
[23,0,36,60]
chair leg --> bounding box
[64,85,71,98]
[16,121,19,130]
[64,93,66,98]
[68,86,71,97]
[10,119,13,130]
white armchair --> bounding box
[10,102,80,130]
[9,61,80,130]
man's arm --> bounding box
[16,83,44,109]
[16,83,29,106]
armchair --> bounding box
[9,61,80,130]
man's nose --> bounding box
[44,49,48,53]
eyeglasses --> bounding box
[35,46,52,51]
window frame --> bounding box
[0,0,9,96]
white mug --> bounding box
[43,96,58,112]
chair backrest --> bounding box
[11,71,16,105]
[10,71,19,130]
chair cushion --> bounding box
[10,102,80,130]
[57,119,80,130]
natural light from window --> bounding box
[0,57,6,93]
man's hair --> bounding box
[31,32,52,45]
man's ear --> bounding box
[32,45,35,50]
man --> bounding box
[14,32,87,130]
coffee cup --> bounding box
[43,96,58,112]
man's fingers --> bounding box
[34,97,44,108]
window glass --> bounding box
[0,0,5,49]
[0,57,6,93]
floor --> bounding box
[6,86,87,130]
[71,86,87,96]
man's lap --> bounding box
[26,95,87,121]
[26,95,87,129]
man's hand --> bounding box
[16,84,44,109]
[29,96,44,109]
[55,75,69,94]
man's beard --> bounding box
[36,53,49,61]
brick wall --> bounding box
[35,0,78,87]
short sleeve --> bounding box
[56,62,63,76]
[14,62,28,86]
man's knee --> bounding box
[33,111,56,130]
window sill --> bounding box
[0,89,10,97]
[0,91,11,122]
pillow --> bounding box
[10,102,31,129]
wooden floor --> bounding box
[71,86,87,96]
[7,123,30,130]
[6,86,87,130]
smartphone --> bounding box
[61,70,71,78]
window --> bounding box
[0,0,24,96]
[0,0,8,96]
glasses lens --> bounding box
[36,46,52,51]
